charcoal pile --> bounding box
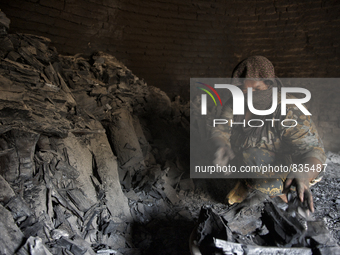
[0,11,192,255]
[192,191,340,255]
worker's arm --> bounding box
[281,102,326,213]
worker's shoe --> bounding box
[225,180,249,205]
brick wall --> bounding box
[1,0,340,151]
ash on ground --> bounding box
[311,151,340,246]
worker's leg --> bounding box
[226,147,287,204]
[226,147,325,205]
[242,147,288,196]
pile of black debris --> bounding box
[0,11,192,255]
[192,191,340,255]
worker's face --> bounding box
[240,80,269,94]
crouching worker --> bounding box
[211,56,326,213]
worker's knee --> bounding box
[245,178,284,196]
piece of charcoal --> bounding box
[51,188,84,220]
[0,129,40,182]
[226,203,263,236]
[20,34,53,64]
[1,58,41,84]
[53,204,67,228]
[262,201,305,246]
[162,183,180,205]
[0,147,15,157]
[44,63,60,86]
[161,160,183,187]
[51,229,70,240]
[148,189,162,199]
[73,235,97,255]
[18,46,44,71]
[117,248,141,255]
[21,34,51,49]
[107,108,144,169]
[55,160,80,179]
[0,137,20,182]
[17,236,53,255]
[0,36,14,58]
[84,229,97,244]
[66,188,94,212]
[0,204,25,254]
[315,246,340,255]
[57,72,76,106]
[179,178,195,191]
[6,51,21,61]
[137,202,145,215]
[306,220,334,244]
[120,168,132,190]
[144,86,172,116]
[6,195,33,220]
[195,206,229,248]
[96,249,121,255]
[82,209,99,236]
[88,133,131,220]
[21,220,44,238]
[102,233,126,250]
[0,173,15,204]
[102,220,124,235]
[12,128,40,179]
[124,189,139,201]
[0,11,10,30]
[57,237,87,255]
[214,238,313,255]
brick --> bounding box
[259,13,280,21]
[33,4,61,17]
[3,0,34,10]
[275,7,287,13]
[238,15,259,22]
[265,7,276,14]
[256,1,274,9]
[40,0,65,10]
[279,12,300,20]
[147,0,179,12]
[52,17,89,32]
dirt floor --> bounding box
[131,152,340,255]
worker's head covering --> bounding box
[230,56,282,111]
[232,56,275,79]
[231,56,281,88]
[230,56,282,143]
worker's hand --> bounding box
[284,158,323,213]
[213,146,235,168]
[284,172,314,213]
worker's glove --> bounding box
[284,172,314,213]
